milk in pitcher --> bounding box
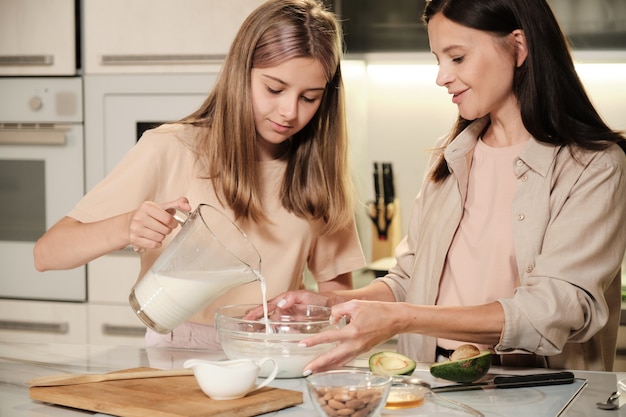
[131,268,257,333]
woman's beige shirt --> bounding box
[379,118,626,371]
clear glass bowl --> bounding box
[215,303,339,378]
[384,382,427,410]
[306,370,392,417]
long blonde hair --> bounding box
[180,0,353,234]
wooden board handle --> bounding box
[27,368,193,387]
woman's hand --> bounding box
[300,300,402,375]
[128,197,192,252]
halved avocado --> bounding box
[430,350,492,383]
[369,351,417,376]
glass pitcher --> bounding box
[128,204,261,334]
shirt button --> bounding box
[526,265,533,273]
[516,159,524,167]
[517,213,525,221]
[521,174,528,182]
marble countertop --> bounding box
[1,340,626,417]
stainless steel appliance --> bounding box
[331,0,626,53]
[0,77,85,301]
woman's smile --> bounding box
[451,89,467,104]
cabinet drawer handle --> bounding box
[101,54,225,66]
[0,55,54,66]
[0,320,68,334]
[102,324,145,337]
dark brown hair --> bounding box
[423,0,626,182]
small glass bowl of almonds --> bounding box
[306,370,392,417]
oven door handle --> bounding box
[0,125,69,146]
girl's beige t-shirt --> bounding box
[436,138,527,351]
[68,124,366,325]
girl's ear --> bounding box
[512,29,528,67]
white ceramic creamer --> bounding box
[184,358,278,400]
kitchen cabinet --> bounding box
[87,251,140,304]
[87,304,145,346]
[331,0,429,53]
[0,0,78,75]
[82,0,265,74]
[0,300,87,343]
[87,251,145,345]
[0,253,146,346]
[550,0,626,49]
[330,0,626,53]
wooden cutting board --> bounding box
[29,367,303,417]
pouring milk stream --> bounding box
[128,204,269,334]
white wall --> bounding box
[344,53,626,263]
[342,60,373,260]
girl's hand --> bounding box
[299,300,401,375]
[128,197,192,252]
[242,290,332,320]
[270,290,335,309]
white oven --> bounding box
[84,73,218,189]
[0,77,85,301]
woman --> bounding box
[271,0,626,373]
[33,0,366,349]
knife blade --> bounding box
[431,371,575,393]
[373,162,381,203]
[381,162,395,204]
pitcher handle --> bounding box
[172,208,190,225]
[254,358,279,390]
